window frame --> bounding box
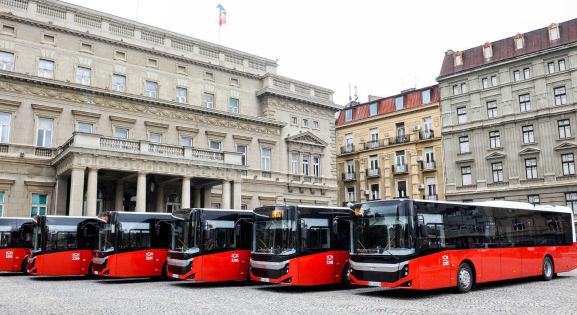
[459,136,470,154]
[519,93,531,112]
[489,130,501,149]
[0,112,11,144]
[562,153,575,176]
[461,166,472,186]
[35,117,54,148]
[175,87,188,104]
[261,147,272,171]
[144,80,159,99]
[558,119,571,139]
[491,162,504,183]
[75,66,91,85]
[38,59,55,79]
[228,97,239,113]
[525,158,538,179]
[486,100,498,118]
[457,106,467,124]
[554,86,567,105]
[522,125,535,144]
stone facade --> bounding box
[0,0,339,217]
[335,86,444,206]
[438,20,577,216]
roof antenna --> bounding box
[348,83,352,103]
[353,85,359,103]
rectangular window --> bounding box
[36,117,53,148]
[0,191,3,217]
[369,155,379,170]
[370,128,379,142]
[261,147,272,171]
[491,75,498,86]
[565,192,577,211]
[290,116,298,126]
[525,158,538,179]
[291,152,299,175]
[80,42,93,53]
[180,136,193,147]
[457,106,467,124]
[489,131,501,148]
[229,98,239,113]
[344,109,352,122]
[302,153,309,176]
[548,62,556,74]
[559,59,566,71]
[145,81,158,98]
[0,112,11,143]
[345,133,353,146]
[421,89,431,104]
[149,132,162,143]
[236,144,247,166]
[513,70,521,82]
[2,24,15,35]
[78,122,92,133]
[459,136,470,154]
[209,140,221,151]
[519,94,531,112]
[461,166,472,185]
[395,151,406,169]
[528,195,540,205]
[230,77,240,87]
[370,184,379,201]
[115,50,126,60]
[397,181,407,198]
[522,125,535,144]
[523,68,530,79]
[562,153,575,176]
[558,119,571,139]
[487,101,497,118]
[76,66,91,85]
[313,121,319,129]
[112,74,126,92]
[30,193,47,217]
[203,93,214,109]
[176,87,187,104]
[492,162,504,182]
[554,86,567,105]
[114,127,129,139]
[453,85,459,95]
[346,187,355,203]
[482,77,489,89]
[302,119,309,128]
[0,51,14,71]
[395,96,404,110]
[38,59,54,79]
[147,58,158,68]
[369,102,378,116]
[42,34,55,43]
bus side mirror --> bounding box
[332,219,339,234]
[419,224,429,238]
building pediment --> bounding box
[286,131,327,147]
[554,142,577,151]
[518,147,541,156]
[485,151,506,160]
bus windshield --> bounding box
[254,219,297,255]
[118,222,151,250]
[98,222,115,252]
[172,217,198,254]
[354,201,415,256]
[46,225,78,251]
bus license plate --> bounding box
[367,281,381,287]
[172,274,179,279]
[260,278,270,283]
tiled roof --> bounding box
[439,18,577,78]
[335,85,439,126]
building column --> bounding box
[193,187,201,208]
[233,181,242,209]
[115,180,124,211]
[203,186,212,208]
[181,177,191,209]
[55,175,68,215]
[222,180,231,209]
[86,168,98,217]
[136,172,147,212]
[155,183,165,212]
[68,167,85,216]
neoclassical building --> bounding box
[0,0,339,217]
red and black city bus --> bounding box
[350,199,577,293]
[250,205,354,286]
[167,208,253,282]
[0,218,34,273]
[92,212,173,278]
[27,216,99,276]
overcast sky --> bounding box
[65,0,577,105]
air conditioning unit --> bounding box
[413,125,421,132]
[418,184,425,190]
[416,156,424,162]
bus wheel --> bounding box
[341,264,351,288]
[456,263,474,293]
[20,259,28,274]
[542,256,554,281]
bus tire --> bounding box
[20,258,28,274]
[341,264,351,288]
[456,263,474,293]
[542,256,554,281]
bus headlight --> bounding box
[401,265,409,277]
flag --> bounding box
[217,4,226,26]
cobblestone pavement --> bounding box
[0,270,576,314]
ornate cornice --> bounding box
[257,87,340,111]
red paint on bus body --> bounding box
[27,250,94,276]
[251,251,350,286]
[0,248,29,272]
[351,244,577,290]
[93,249,168,278]
[168,250,251,282]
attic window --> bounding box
[147,58,158,68]
[483,43,493,59]
[549,23,560,41]
[454,52,463,66]
[514,34,524,50]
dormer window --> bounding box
[483,43,493,60]
[514,34,524,50]
[549,23,560,41]
[454,52,463,66]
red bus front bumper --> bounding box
[167,250,250,282]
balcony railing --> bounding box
[419,130,435,140]
[389,134,410,145]
[392,164,408,174]
[424,194,438,201]
[363,139,386,150]
[342,172,356,181]
[366,168,380,178]
[422,161,436,171]
[340,144,355,154]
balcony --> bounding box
[419,130,435,140]
[422,161,436,171]
[340,144,355,154]
[342,172,356,181]
[0,143,56,159]
[389,134,410,145]
[392,164,408,175]
[423,194,438,201]
[55,132,244,165]
[363,139,386,150]
[366,168,380,178]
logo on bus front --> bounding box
[145,252,154,261]
[231,253,239,263]
[5,251,13,259]
[441,255,449,267]
[72,253,80,261]
[326,255,334,265]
